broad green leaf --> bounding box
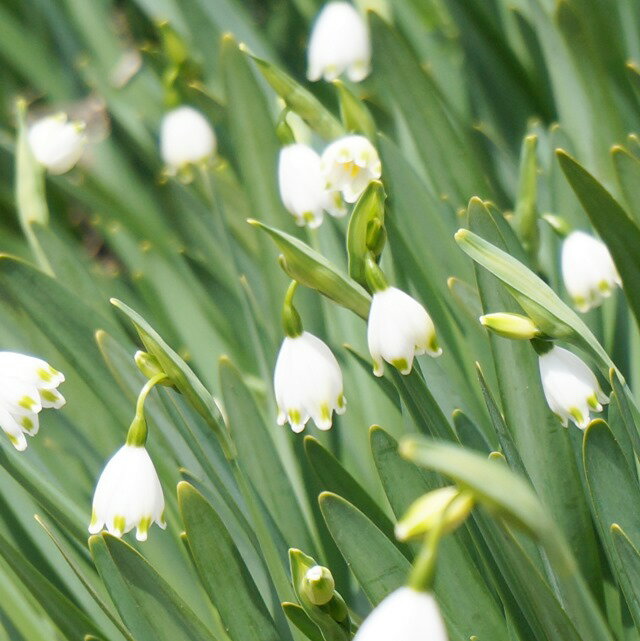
[90,533,219,641]
[249,220,371,319]
[583,420,640,627]
[556,149,640,333]
[178,482,281,641]
[246,52,344,140]
[304,436,400,553]
[0,530,103,641]
[611,525,640,630]
[319,492,410,606]
[612,145,640,226]
[346,181,385,289]
[220,357,315,555]
[282,603,324,641]
[110,298,235,459]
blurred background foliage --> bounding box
[1,0,640,640]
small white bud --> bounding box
[307,2,371,83]
[160,106,216,171]
[302,565,336,605]
[353,588,448,641]
[28,113,85,175]
[274,331,346,433]
[561,231,620,312]
[321,135,381,204]
[538,345,608,429]
[479,313,540,340]
[89,444,166,541]
[0,352,65,451]
[278,143,346,228]
[367,287,441,377]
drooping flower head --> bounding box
[278,143,346,228]
[28,113,86,175]
[274,331,346,433]
[561,230,620,312]
[307,2,371,83]
[160,106,216,172]
[0,352,65,451]
[89,444,166,541]
[368,286,441,377]
[353,588,448,641]
[537,344,608,429]
[321,135,381,204]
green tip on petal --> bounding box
[18,396,37,410]
[392,358,410,374]
[113,516,126,536]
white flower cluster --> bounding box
[0,352,65,451]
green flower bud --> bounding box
[395,486,474,542]
[302,565,336,606]
[479,312,541,340]
[134,351,167,381]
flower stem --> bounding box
[282,280,303,337]
[126,373,169,446]
[364,253,388,293]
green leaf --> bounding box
[219,356,315,554]
[89,533,219,641]
[556,149,640,332]
[583,420,640,628]
[611,524,640,630]
[249,220,371,319]
[303,436,400,553]
[178,482,281,641]
[512,134,539,257]
[282,603,324,641]
[0,530,103,641]
[246,52,344,140]
[333,80,377,139]
[110,298,235,459]
[346,181,385,289]
[612,145,640,226]
[319,492,410,605]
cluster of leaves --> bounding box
[1,0,640,640]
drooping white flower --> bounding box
[321,135,381,204]
[160,106,216,171]
[538,345,608,429]
[278,143,346,228]
[368,287,441,377]
[89,444,166,541]
[274,331,346,433]
[354,588,448,641]
[28,114,86,175]
[307,2,371,83]
[0,352,65,451]
[561,230,620,312]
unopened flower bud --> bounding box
[479,313,541,340]
[135,351,165,379]
[302,565,335,605]
[395,486,474,542]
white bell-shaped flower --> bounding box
[307,2,371,83]
[89,444,166,541]
[274,331,346,432]
[160,106,216,171]
[368,287,441,377]
[0,352,65,451]
[28,114,85,175]
[561,230,620,312]
[354,588,448,641]
[278,143,345,228]
[538,345,608,429]
[321,135,381,203]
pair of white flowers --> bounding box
[274,286,440,433]
[0,352,65,451]
[278,136,381,229]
